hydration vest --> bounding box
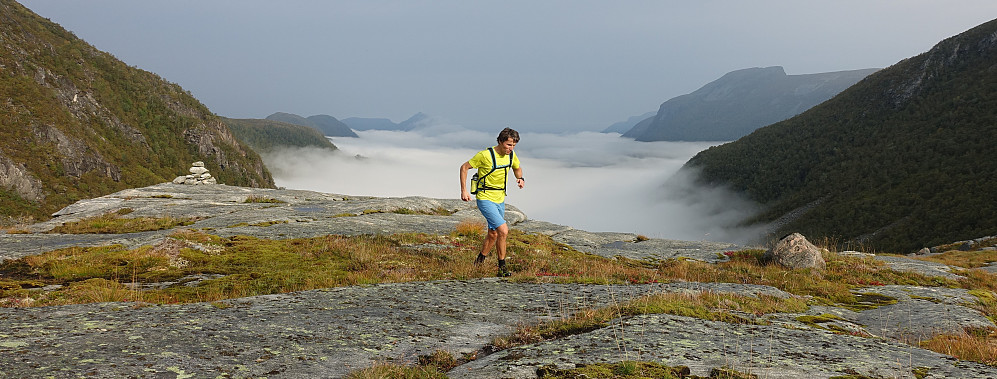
[470,147,514,195]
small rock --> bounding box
[841,250,874,257]
[189,167,209,175]
[192,161,205,167]
[172,176,186,184]
[764,233,826,270]
[916,247,931,255]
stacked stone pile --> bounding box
[172,161,217,185]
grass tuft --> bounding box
[48,209,196,234]
[244,195,284,204]
[494,291,807,350]
[345,363,447,379]
[455,220,485,239]
[920,327,997,366]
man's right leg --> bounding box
[476,228,498,264]
[475,199,505,265]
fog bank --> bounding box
[263,128,763,243]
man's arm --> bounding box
[513,167,524,189]
[459,161,473,201]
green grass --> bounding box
[1,228,970,312]
[47,208,197,234]
[912,248,997,269]
[491,291,807,350]
[660,249,954,307]
[0,228,662,306]
[536,362,759,379]
[345,364,447,379]
[244,195,285,204]
[341,207,457,217]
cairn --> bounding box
[172,161,218,185]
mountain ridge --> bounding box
[221,117,338,153]
[625,66,878,141]
[681,17,997,252]
[264,112,358,137]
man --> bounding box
[459,128,525,277]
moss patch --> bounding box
[0,229,666,306]
[537,361,757,379]
[844,292,898,311]
[244,195,284,204]
[48,209,196,234]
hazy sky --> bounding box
[19,1,997,132]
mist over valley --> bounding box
[262,128,763,243]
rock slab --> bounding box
[1,184,995,378]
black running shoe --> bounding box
[497,268,512,277]
[474,253,486,265]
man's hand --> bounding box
[459,161,473,201]
[516,178,525,189]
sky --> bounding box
[18,1,997,132]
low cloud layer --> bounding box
[263,127,764,244]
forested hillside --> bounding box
[682,18,997,253]
[0,0,274,224]
[264,112,357,138]
[222,118,338,153]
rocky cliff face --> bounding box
[884,21,997,107]
[0,0,273,224]
[624,66,878,141]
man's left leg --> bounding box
[495,223,510,276]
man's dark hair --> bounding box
[497,127,520,144]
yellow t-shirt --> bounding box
[469,148,520,203]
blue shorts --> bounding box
[476,199,506,230]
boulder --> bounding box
[764,233,826,270]
[189,167,209,175]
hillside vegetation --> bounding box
[683,18,997,253]
[264,112,358,138]
[0,0,274,224]
[222,117,338,153]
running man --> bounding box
[459,128,525,277]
